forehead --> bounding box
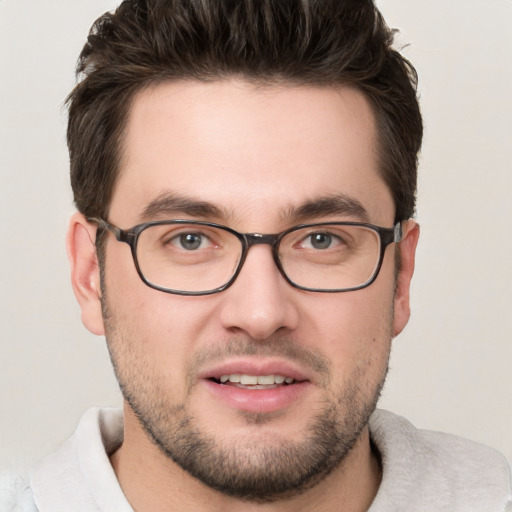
[110,80,394,227]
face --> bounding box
[70,80,418,501]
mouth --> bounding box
[200,361,311,413]
[210,373,298,390]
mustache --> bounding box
[186,336,332,386]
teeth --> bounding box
[220,374,240,383]
[219,374,295,385]
[240,375,258,385]
[257,375,275,385]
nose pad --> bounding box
[218,245,300,340]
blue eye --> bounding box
[302,232,341,250]
[172,232,210,250]
[310,233,331,249]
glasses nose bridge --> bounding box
[244,232,280,248]
[240,232,282,269]
[234,232,284,285]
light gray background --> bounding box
[1,0,511,472]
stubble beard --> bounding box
[101,288,391,503]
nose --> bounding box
[218,244,300,340]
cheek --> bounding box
[298,278,395,376]
[103,252,221,382]
[302,285,394,340]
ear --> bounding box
[392,220,420,337]
[66,212,105,336]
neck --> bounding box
[110,405,381,512]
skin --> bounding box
[67,80,419,512]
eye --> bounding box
[301,232,341,250]
[170,232,212,251]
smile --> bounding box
[218,374,296,388]
[202,365,311,413]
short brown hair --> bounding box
[67,0,422,222]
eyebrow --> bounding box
[284,194,369,223]
[140,192,230,221]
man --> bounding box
[4,0,511,510]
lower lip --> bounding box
[202,380,311,413]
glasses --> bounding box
[90,218,402,296]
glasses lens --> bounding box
[279,224,381,290]
[136,223,242,293]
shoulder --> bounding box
[30,407,130,511]
[1,408,125,512]
[0,471,38,512]
[369,409,512,511]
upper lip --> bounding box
[198,358,311,382]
